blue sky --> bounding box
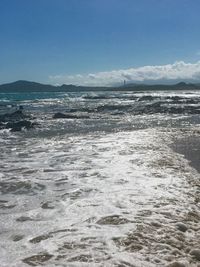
[1,0,200,85]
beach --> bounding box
[0,90,200,267]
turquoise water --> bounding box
[0,91,71,101]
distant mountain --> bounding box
[0,80,56,92]
[0,80,199,92]
[0,80,108,92]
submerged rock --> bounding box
[53,112,89,119]
[16,216,34,222]
[0,110,30,122]
[166,261,187,267]
[138,95,156,101]
[175,222,188,232]
[97,215,130,225]
[12,235,24,242]
[22,253,53,265]
[7,120,36,132]
[29,234,52,244]
[190,249,200,261]
[0,110,36,131]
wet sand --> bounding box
[172,134,200,173]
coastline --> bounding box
[0,90,200,266]
[172,133,200,173]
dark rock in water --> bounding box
[0,110,37,131]
[96,215,130,225]
[0,110,30,123]
[167,262,187,267]
[53,112,73,119]
[41,202,54,209]
[96,104,132,113]
[190,249,200,261]
[16,216,34,222]
[22,253,53,265]
[175,222,188,232]
[53,112,89,119]
[6,120,36,132]
[169,96,183,103]
[29,234,52,244]
[138,95,157,101]
[12,235,24,242]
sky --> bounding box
[1,0,200,86]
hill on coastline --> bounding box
[0,80,199,92]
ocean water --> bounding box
[0,91,200,267]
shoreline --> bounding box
[171,134,200,173]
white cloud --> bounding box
[49,61,200,86]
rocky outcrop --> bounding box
[0,110,36,132]
[7,120,36,132]
[0,110,31,122]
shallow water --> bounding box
[0,91,200,266]
[172,134,200,173]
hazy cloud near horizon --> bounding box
[49,61,200,86]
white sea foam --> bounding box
[0,91,200,266]
[0,126,199,266]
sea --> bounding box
[0,90,200,267]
